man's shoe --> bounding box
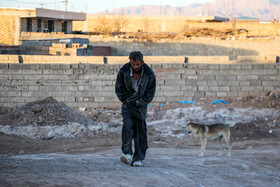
[120,154,132,165]
[132,160,142,167]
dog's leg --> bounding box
[199,135,206,157]
[218,136,223,156]
[224,131,231,157]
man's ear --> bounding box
[142,61,145,64]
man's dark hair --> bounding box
[129,51,143,62]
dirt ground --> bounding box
[0,90,280,186]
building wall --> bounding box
[0,16,16,45]
[20,18,72,33]
[0,62,279,109]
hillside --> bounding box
[98,0,280,21]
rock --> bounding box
[79,108,87,112]
[47,130,56,139]
[31,104,43,113]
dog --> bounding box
[187,121,234,157]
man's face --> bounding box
[130,60,143,74]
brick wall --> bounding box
[0,16,16,45]
[0,62,279,109]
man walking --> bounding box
[115,51,156,167]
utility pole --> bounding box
[65,0,68,11]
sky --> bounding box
[0,0,215,14]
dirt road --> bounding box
[1,133,279,187]
[1,92,280,186]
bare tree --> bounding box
[112,8,129,34]
[96,15,112,34]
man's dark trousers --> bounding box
[121,112,148,162]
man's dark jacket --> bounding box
[115,62,156,120]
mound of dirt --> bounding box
[231,122,278,141]
[0,97,95,127]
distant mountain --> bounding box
[97,0,280,21]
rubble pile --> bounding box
[0,97,99,139]
[0,97,94,127]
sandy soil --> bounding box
[0,90,280,186]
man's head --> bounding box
[129,51,144,74]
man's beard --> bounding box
[133,67,142,74]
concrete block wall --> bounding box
[19,32,280,57]
[0,55,278,64]
[91,38,280,57]
[49,43,93,56]
[0,62,279,109]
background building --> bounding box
[0,8,86,45]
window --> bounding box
[48,20,54,33]
[62,21,67,33]
[27,18,32,32]
[37,19,42,32]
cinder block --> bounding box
[208,64,219,70]
[172,63,184,69]
[205,92,216,97]
[225,76,237,81]
[219,64,231,70]
[173,91,184,96]
[266,69,278,75]
[242,86,263,92]
[185,80,197,86]
[165,80,185,85]
[198,86,208,91]
[201,75,215,81]
[230,64,242,70]
[209,86,219,92]
[94,97,105,102]
[216,92,227,97]
[183,91,195,97]
[241,64,253,70]
[240,81,250,86]
[207,81,218,86]
[0,69,12,75]
[197,81,207,86]
[163,91,174,97]
[228,92,238,97]
[0,64,9,69]
[219,87,230,92]
[155,97,166,102]
[215,76,226,81]
[186,75,198,80]
[250,80,262,86]
[50,92,61,97]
